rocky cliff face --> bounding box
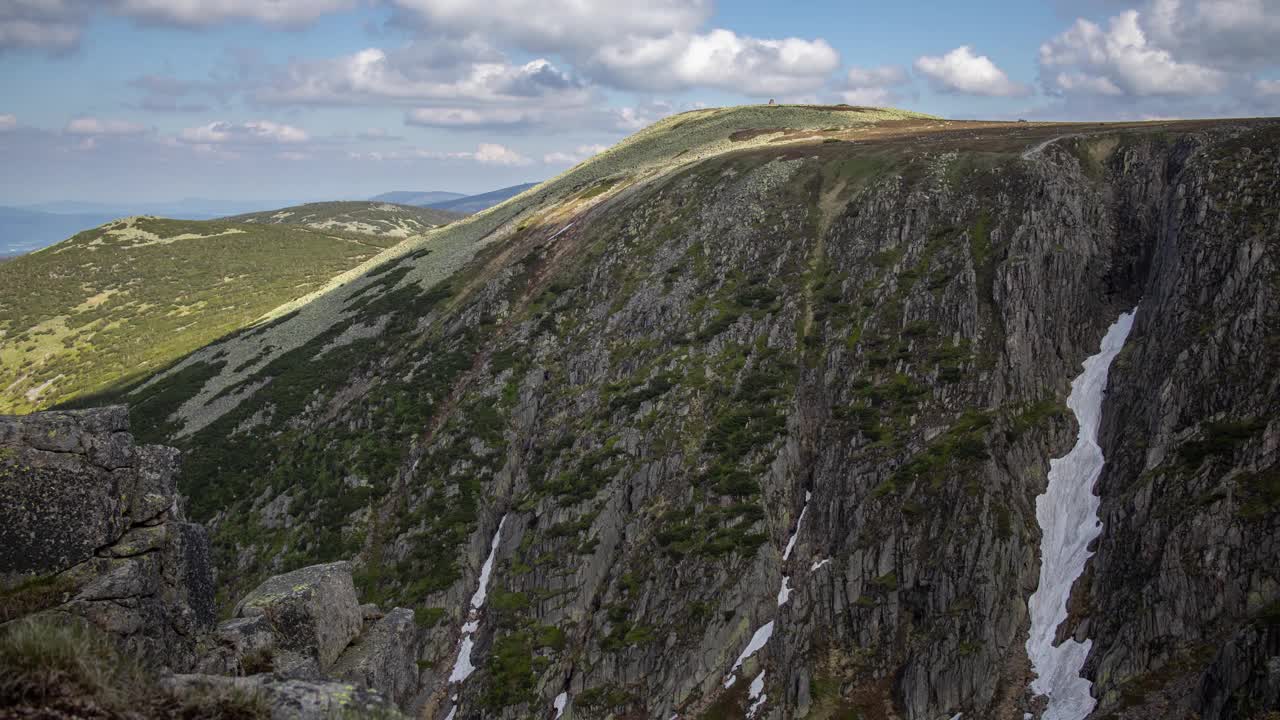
[0,406,214,670]
[86,116,1280,719]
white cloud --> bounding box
[349,142,531,165]
[841,65,911,106]
[1039,10,1226,96]
[846,65,909,89]
[275,151,308,161]
[0,114,15,131]
[471,142,531,165]
[0,1,91,52]
[389,2,836,94]
[915,46,1031,97]
[64,116,148,135]
[1144,0,1280,68]
[543,143,608,165]
[113,0,355,26]
[589,29,839,95]
[388,0,712,53]
[1,0,354,52]
[1258,78,1280,95]
[260,49,589,108]
[179,120,308,145]
[406,107,538,127]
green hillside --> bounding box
[0,215,407,412]
[224,201,465,237]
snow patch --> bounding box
[553,691,567,718]
[776,576,793,606]
[447,515,508,685]
[724,490,812,686]
[782,490,811,561]
[747,671,767,717]
[1025,309,1136,720]
[725,621,774,687]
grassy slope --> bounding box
[134,105,938,435]
[0,216,404,412]
[225,200,466,237]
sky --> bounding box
[1,0,1278,206]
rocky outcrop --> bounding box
[180,560,417,717]
[163,673,398,720]
[233,561,364,675]
[331,607,423,708]
[0,406,214,670]
[1,407,419,719]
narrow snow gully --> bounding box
[724,491,811,706]
[443,514,507,716]
[1025,309,1136,720]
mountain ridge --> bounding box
[370,190,468,206]
[6,105,1279,719]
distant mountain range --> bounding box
[1,184,541,257]
[0,206,120,256]
[367,183,538,214]
[422,183,538,213]
[369,191,467,206]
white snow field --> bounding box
[1026,309,1137,720]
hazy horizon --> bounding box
[2,1,1278,205]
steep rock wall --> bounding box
[115,121,1280,719]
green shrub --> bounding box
[1179,419,1266,467]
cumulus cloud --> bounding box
[389,0,712,53]
[0,0,92,52]
[179,120,308,145]
[543,143,608,165]
[259,49,590,107]
[390,1,836,94]
[64,116,148,135]
[1039,10,1225,96]
[349,142,532,165]
[915,46,1031,97]
[588,29,839,95]
[470,142,530,165]
[112,0,355,26]
[1,0,353,52]
[614,101,676,131]
[406,107,540,128]
[0,114,16,131]
[840,65,911,106]
[1144,0,1280,68]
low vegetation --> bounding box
[0,215,407,412]
[0,618,269,719]
[225,201,464,238]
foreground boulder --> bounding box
[0,406,214,670]
[233,561,364,675]
[163,674,401,720]
[330,607,423,708]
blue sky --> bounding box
[1,0,1277,206]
